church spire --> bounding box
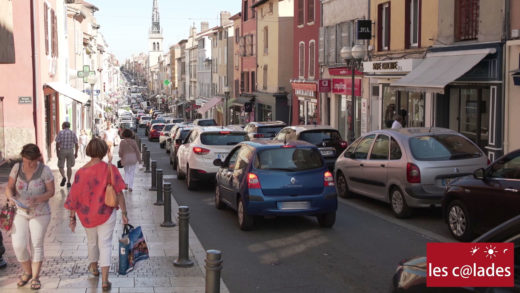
[151,0,160,34]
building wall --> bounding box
[257,0,279,93]
[512,0,520,31]
[278,0,294,92]
[505,40,520,153]
[322,0,368,26]
[293,0,320,80]
[232,16,241,97]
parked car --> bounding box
[148,123,165,141]
[118,121,136,137]
[176,126,248,190]
[168,125,193,168]
[442,149,520,241]
[159,123,175,148]
[139,115,151,128]
[213,140,338,230]
[392,214,520,292]
[193,118,217,126]
[274,125,348,171]
[244,121,286,140]
[334,128,488,218]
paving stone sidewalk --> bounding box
[0,151,229,293]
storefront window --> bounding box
[258,103,272,122]
[382,86,397,128]
[382,85,424,128]
[298,98,318,124]
[337,95,349,139]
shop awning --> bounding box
[228,96,251,106]
[44,82,90,104]
[390,48,496,94]
[197,97,222,114]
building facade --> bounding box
[504,0,520,153]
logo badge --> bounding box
[290,177,296,184]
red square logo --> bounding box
[427,243,514,287]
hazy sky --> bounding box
[89,0,240,62]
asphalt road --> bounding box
[136,128,453,293]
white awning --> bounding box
[44,82,90,104]
[197,97,222,114]
[390,48,496,94]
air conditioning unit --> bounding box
[512,29,520,39]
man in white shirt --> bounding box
[391,115,404,129]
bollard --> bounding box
[154,169,163,205]
[137,137,141,152]
[174,206,194,267]
[144,150,151,173]
[141,144,147,161]
[205,250,223,293]
[150,161,157,190]
[160,183,176,227]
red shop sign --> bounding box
[332,78,361,96]
[318,79,331,92]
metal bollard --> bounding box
[154,169,163,205]
[150,161,157,190]
[144,150,151,173]
[160,183,176,227]
[174,206,194,267]
[205,250,223,293]
[136,137,141,152]
[141,144,147,161]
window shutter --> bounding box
[318,26,325,65]
[405,0,410,49]
[327,26,336,65]
[377,4,382,51]
[252,34,256,56]
[298,0,304,25]
[387,2,391,50]
[53,10,58,57]
[308,0,315,23]
[44,3,49,55]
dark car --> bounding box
[274,125,348,171]
[169,125,193,169]
[193,118,217,126]
[442,149,520,241]
[392,214,520,292]
[244,121,286,140]
[213,140,337,230]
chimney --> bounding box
[220,11,232,26]
[190,25,197,37]
[200,21,209,32]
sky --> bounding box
[89,0,240,62]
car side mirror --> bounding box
[473,168,486,180]
[213,159,224,167]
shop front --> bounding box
[253,92,290,124]
[291,82,319,125]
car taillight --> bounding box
[340,141,348,148]
[282,145,295,148]
[193,147,210,155]
[324,171,334,187]
[160,132,164,136]
[247,173,261,189]
[406,163,421,183]
[150,129,156,133]
[487,158,491,165]
[220,131,230,134]
[253,134,264,138]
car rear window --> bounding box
[299,130,341,145]
[171,119,184,123]
[200,132,247,145]
[178,129,191,140]
[255,147,323,171]
[258,126,284,137]
[409,134,482,161]
[164,125,174,131]
[141,117,151,121]
[198,120,217,126]
[152,124,164,130]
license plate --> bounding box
[278,201,310,210]
[320,150,334,156]
[216,152,228,159]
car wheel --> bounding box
[390,187,412,218]
[173,156,177,170]
[176,161,185,180]
[317,212,336,228]
[160,142,165,149]
[186,166,196,190]
[215,185,225,210]
[237,198,254,231]
[447,200,474,242]
[336,172,354,198]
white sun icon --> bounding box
[470,246,479,256]
[485,245,497,259]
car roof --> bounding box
[283,125,338,132]
[241,139,316,149]
[247,121,286,127]
[193,126,246,133]
[366,127,460,139]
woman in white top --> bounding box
[102,121,118,155]
[79,129,89,160]
[391,115,404,129]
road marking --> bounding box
[338,198,453,242]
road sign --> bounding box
[77,65,95,83]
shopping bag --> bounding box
[118,224,149,275]
[0,203,16,231]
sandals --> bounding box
[102,281,112,291]
[88,263,100,277]
[30,278,41,290]
[17,273,32,287]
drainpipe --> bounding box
[31,0,40,147]
[503,0,511,154]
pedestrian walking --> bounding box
[0,231,6,269]
[79,129,89,160]
[55,121,78,188]
[64,138,128,291]
[5,144,55,290]
[391,115,404,129]
[118,129,142,192]
[102,121,118,156]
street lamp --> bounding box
[88,74,98,138]
[340,44,366,143]
[223,86,230,126]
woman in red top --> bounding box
[65,138,128,291]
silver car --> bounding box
[334,128,488,218]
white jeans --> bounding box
[85,211,116,267]
[123,163,137,189]
[11,214,51,262]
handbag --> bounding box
[0,203,16,231]
[117,160,123,168]
[118,224,149,275]
[104,163,118,207]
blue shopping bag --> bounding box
[118,224,149,275]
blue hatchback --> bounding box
[213,140,338,230]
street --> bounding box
[138,128,451,293]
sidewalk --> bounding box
[0,151,229,292]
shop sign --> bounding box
[318,79,331,92]
[357,20,372,40]
[332,79,361,96]
[362,59,422,74]
[18,96,32,104]
[328,67,363,76]
[295,89,315,98]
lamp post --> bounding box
[340,44,366,144]
[223,86,230,126]
[88,74,98,138]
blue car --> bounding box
[213,140,338,230]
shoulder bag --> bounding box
[104,163,118,207]
[1,163,21,231]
